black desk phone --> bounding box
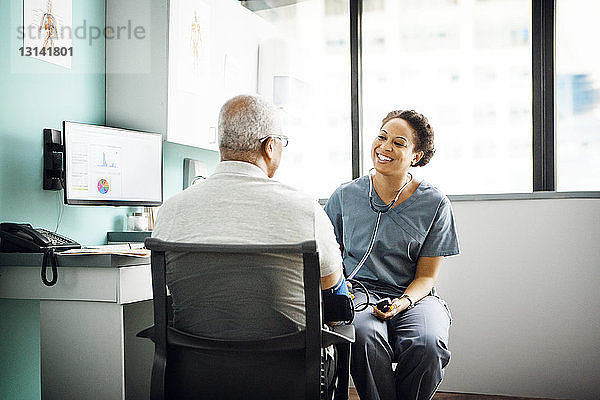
[0,223,81,286]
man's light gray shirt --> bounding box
[152,161,342,339]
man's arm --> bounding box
[314,203,345,290]
[321,269,342,290]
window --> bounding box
[254,1,352,199]
[361,0,532,195]
[325,0,350,15]
[244,0,599,197]
[556,0,600,191]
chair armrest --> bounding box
[332,324,355,341]
[322,324,355,348]
[139,323,356,350]
[167,327,306,352]
[137,325,154,340]
[136,324,308,352]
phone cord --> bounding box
[41,249,58,286]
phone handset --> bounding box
[0,223,50,249]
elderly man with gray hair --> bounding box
[152,94,347,390]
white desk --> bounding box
[0,253,154,400]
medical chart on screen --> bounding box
[66,126,161,202]
[69,143,123,198]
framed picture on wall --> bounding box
[23,0,72,69]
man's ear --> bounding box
[263,137,275,160]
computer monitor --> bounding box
[63,121,163,206]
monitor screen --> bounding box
[63,122,163,206]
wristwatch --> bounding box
[399,294,415,310]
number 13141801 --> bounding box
[19,47,73,57]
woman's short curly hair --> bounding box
[381,110,435,167]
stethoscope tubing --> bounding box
[347,211,381,280]
[347,171,412,281]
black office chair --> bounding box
[139,238,354,400]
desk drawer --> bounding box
[0,266,119,302]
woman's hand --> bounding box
[374,256,444,320]
[373,297,408,320]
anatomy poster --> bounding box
[171,0,211,95]
[23,0,72,69]
[168,0,216,148]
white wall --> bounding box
[437,198,600,400]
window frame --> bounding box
[532,0,556,191]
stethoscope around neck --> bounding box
[368,168,413,214]
[347,169,413,281]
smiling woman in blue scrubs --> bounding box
[324,110,459,400]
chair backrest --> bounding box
[144,238,325,400]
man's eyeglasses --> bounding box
[259,135,289,148]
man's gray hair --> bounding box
[218,95,282,152]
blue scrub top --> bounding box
[324,175,459,297]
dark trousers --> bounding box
[325,344,338,396]
[351,291,452,400]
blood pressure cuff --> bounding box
[322,275,354,324]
